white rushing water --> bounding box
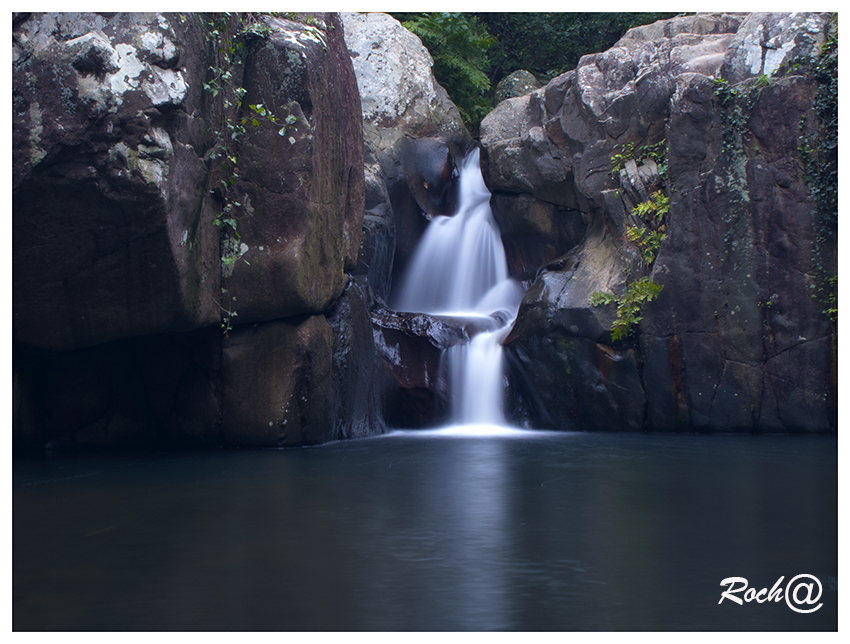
[393,148,524,425]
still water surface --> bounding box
[13,430,837,631]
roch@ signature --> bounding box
[719,575,823,613]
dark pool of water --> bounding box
[13,429,837,631]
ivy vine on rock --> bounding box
[201,12,305,334]
[797,14,838,322]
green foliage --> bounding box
[399,13,495,129]
[588,291,618,307]
[590,277,664,341]
[626,225,666,267]
[280,12,322,28]
[610,139,669,267]
[633,190,668,220]
[712,76,750,237]
[751,73,771,89]
[713,78,747,159]
[629,189,668,266]
[609,142,637,176]
[600,136,670,341]
[821,275,838,321]
[712,77,737,106]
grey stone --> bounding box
[495,69,542,104]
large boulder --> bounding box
[13,12,365,346]
[13,12,218,351]
[494,69,542,104]
[225,14,365,323]
[341,12,468,146]
[486,12,836,432]
[12,12,381,450]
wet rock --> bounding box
[506,330,645,431]
[327,277,388,440]
[401,135,459,218]
[221,315,334,447]
[371,300,502,427]
[356,167,396,300]
[490,193,587,281]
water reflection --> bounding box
[375,435,513,629]
[13,433,837,631]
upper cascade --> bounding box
[392,148,524,318]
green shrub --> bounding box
[590,277,664,341]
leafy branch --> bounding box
[594,141,670,341]
[589,277,664,342]
[401,13,495,130]
[627,190,669,266]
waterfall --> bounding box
[393,148,524,425]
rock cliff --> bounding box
[481,12,837,432]
[12,12,382,449]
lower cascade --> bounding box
[393,148,525,425]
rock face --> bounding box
[14,11,834,447]
[482,12,837,433]
[12,12,383,449]
[341,12,472,301]
[13,12,218,351]
[225,14,365,324]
